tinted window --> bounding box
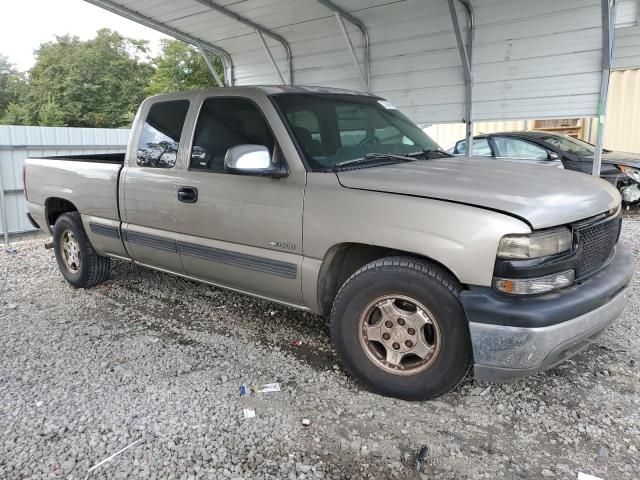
[273,94,440,170]
[190,97,275,171]
[494,137,549,160]
[137,100,190,168]
[455,138,492,156]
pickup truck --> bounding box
[24,86,634,400]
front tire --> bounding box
[52,212,111,288]
[330,257,471,400]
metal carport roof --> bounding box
[84,0,639,169]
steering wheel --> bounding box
[358,135,381,146]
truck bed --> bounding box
[24,155,125,227]
[38,153,125,164]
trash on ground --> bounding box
[5,247,17,255]
[259,383,281,393]
[87,438,143,474]
[293,339,303,347]
[301,418,311,427]
[6,303,17,310]
[239,385,252,397]
[240,383,281,395]
[597,446,609,460]
[415,445,429,472]
[480,386,492,396]
[243,408,256,419]
[578,473,604,480]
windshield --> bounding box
[539,134,595,156]
[272,93,441,170]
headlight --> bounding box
[494,270,575,295]
[497,228,572,259]
[617,165,640,183]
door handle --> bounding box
[178,186,198,203]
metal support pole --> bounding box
[194,0,293,84]
[256,30,286,85]
[448,0,474,157]
[197,44,224,87]
[317,0,370,90]
[83,0,234,86]
[334,12,368,91]
[0,167,9,247]
[592,0,617,176]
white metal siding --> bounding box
[0,126,129,235]
[614,26,640,69]
[102,0,637,123]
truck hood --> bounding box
[336,157,620,229]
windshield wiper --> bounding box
[333,153,417,170]
[407,148,452,159]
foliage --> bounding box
[146,39,224,96]
[0,55,28,123]
[0,31,223,128]
[23,29,154,127]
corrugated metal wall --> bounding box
[614,26,640,69]
[430,67,640,155]
[602,69,640,153]
[0,126,129,235]
[105,0,637,123]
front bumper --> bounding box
[461,244,634,382]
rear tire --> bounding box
[52,212,111,288]
[330,256,471,400]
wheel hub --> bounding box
[60,229,81,273]
[358,295,441,375]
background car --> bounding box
[451,131,640,205]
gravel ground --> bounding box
[1,221,639,480]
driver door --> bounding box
[173,93,306,306]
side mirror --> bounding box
[224,144,287,177]
[549,151,561,160]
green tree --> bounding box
[146,39,223,95]
[0,55,28,123]
[26,29,153,127]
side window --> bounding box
[455,138,492,156]
[137,100,190,168]
[190,97,275,171]
[494,137,548,160]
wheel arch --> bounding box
[316,242,463,317]
[45,197,79,230]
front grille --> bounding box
[575,214,622,278]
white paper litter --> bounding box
[243,408,256,419]
[259,383,281,393]
[578,473,603,480]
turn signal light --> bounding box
[494,270,575,295]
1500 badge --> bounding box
[268,241,296,250]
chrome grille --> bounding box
[575,214,622,278]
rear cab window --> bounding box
[137,100,190,168]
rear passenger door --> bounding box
[120,96,193,273]
[174,93,306,306]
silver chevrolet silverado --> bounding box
[23,86,634,400]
